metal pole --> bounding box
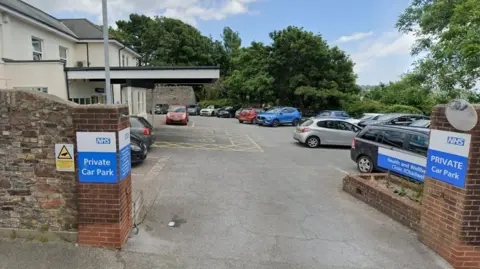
[151,88,155,128]
[102,0,112,104]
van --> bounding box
[351,125,429,173]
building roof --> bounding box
[0,0,77,37]
[60,18,104,39]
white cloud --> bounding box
[339,31,416,85]
[24,0,258,26]
[336,31,373,43]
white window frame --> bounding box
[32,37,43,60]
[59,46,68,63]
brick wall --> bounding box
[343,173,422,231]
[0,89,77,231]
[73,105,132,248]
[420,105,480,269]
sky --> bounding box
[25,0,418,86]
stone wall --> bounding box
[0,89,77,231]
[146,86,196,111]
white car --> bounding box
[200,105,220,116]
[347,113,383,125]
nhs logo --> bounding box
[447,136,465,146]
[96,137,111,144]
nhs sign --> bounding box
[447,136,465,146]
[96,137,111,144]
[426,130,471,188]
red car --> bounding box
[238,108,264,124]
[166,104,189,125]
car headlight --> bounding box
[131,144,141,151]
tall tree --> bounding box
[397,0,480,93]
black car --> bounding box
[409,119,431,128]
[351,125,429,174]
[357,113,429,127]
[129,116,155,148]
[131,133,147,164]
[154,104,169,114]
[217,106,237,118]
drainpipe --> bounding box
[86,43,90,67]
[64,62,71,100]
[118,45,126,66]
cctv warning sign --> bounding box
[55,144,75,172]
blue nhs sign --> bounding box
[96,137,111,144]
[447,136,465,146]
[426,130,471,188]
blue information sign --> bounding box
[119,128,131,181]
[426,130,471,188]
[377,147,426,182]
[76,132,118,183]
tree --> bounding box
[397,0,480,93]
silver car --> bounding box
[293,118,362,148]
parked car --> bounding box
[200,105,221,116]
[235,108,243,118]
[217,106,237,118]
[293,118,362,148]
[130,133,148,164]
[166,104,189,125]
[154,104,169,114]
[129,116,155,148]
[347,113,383,125]
[409,119,431,128]
[351,125,429,173]
[315,110,350,119]
[187,104,201,115]
[238,108,264,124]
[256,107,302,127]
[357,113,429,127]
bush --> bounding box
[199,99,233,108]
[343,100,386,117]
[381,105,423,114]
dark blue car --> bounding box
[256,107,302,127]
[316,110,350,119]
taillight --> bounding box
[143,128,151,135]
[351,138,356,149]
[302,127,311,133]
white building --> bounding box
[0,0,219,116]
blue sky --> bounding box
[28,0,416,85]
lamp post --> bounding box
[102,0,112,104]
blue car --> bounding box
[256,107,302,127]
[315,110,350,119]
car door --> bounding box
[316,120,337,144]
[333,121,359,146]
[279,108,289,123]
[285,107,296,122]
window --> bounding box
[285,108,295,113]
[317,121,327,128]
[381,130,406,148]
[407,134,429,156]
[318,111,331,117]
[32,37,42,60]
[129,117,145,128]
[360,129,379,142]
[341,112,350,118]
[334,121,354,131]
[14,87,47,93]
[59,46,68,62]
[126,57,129,66]
[122,55,125,67]
[69,97,92,105]
[301,119,314,127]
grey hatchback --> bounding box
[129,116,155,148]
[294,118,361,148]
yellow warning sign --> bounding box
[55,144,75,172]
[57,146,73,159]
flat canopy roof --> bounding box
[66,66,220,85]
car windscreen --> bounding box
[301,119,314,127]
[267,108,282,113]
[188,105,196,108]
[355,114,374,120]
[168,106,186,112]
[129,117,145,128]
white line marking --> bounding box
[132,173,144,176]
[328,164,350,175]
[229,137,236,146]
[191,121,196,128]
[246,134,263,153]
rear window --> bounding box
[359,128,379,142]
[301,119,314,126]
[169,106,186,112]
[242,109,251,113]
[129,117,145,128]
[407,134,429,156]
[380,130,406,148]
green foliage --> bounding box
[397,0,480,92]
[343,100,386,117]
[199,99,233,108]
[382,105,423,114]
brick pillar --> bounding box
[73,105,132,248]
[420,105,480,269]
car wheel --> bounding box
[239,120,244,123]
[357,155,374,173]
[272,119,280,127]
[306,136,320,148]
[252,118,257,124]
[292,118,299,126]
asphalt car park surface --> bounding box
[127,115,450,269]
